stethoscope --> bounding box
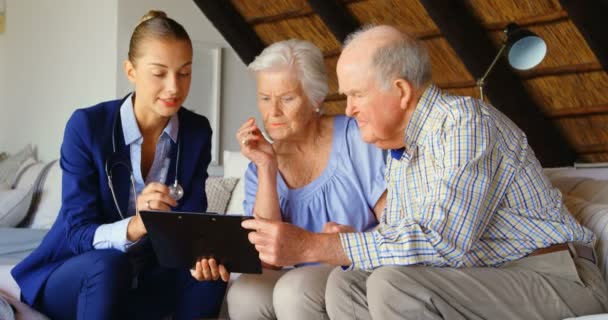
[104,105,184,219]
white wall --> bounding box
[0,0,118,162]
[116,0,258,173]
[1,0,258,170]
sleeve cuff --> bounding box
[339,231,380,270]
[93,217,137,252]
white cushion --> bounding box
[0,188,33,227]
[0,264,20,299]
[13,157,38,188]
[0,293,15,320]
[551,175,608,289]
[12,162,46,191]
[29,161,62,229]
[223,151,251,215]
[563,315,608,320]
[545,166,608,180]
[0,145,36,190]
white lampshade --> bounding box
[505,24,547,70]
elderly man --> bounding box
[243,25,608,319]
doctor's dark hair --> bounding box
[128,10,192,63]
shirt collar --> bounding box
[120,93,179,146]
[390,84,441,161]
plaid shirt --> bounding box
[340,84,593,270]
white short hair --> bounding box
[248,39,329,108]
[344,25,432,90]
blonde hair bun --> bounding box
[140,10,167,24]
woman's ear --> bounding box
[123,59,136,84]
[394,79,413,110]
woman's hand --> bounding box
[237,118,276,169]
[127,182,178,241]
[137,182,177,213]
[322,222,356,234]
[190,258,230,282]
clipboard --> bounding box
[139,210,262,274]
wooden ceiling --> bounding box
[193,0,607,167]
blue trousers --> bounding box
[36,249,226,320]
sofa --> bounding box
[0,149,250,319]
[1,148,608,319]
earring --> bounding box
[315,107,320,113]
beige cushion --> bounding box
[205,177,239,214]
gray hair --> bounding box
[344,25,432,90]
[248,39,329,108]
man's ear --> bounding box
[123,59,136,84]
[394,79,413,110]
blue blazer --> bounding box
[12,97,213,305]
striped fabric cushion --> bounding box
[205,177,239,214]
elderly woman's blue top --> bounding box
[243,115,386,233]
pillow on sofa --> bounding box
[0,187,34,227]
[562,194,608,286]
[29,161,62,229]
[0,292,49,320]
[0,145,36,190]
[224,151,251,215]
[0,294,15,320]
[205,177,239,214]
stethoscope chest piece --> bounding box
[169,181,184,200]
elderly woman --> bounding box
[226,39,387,320]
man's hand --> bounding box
[242,218,314,267]
[242,218,352,267]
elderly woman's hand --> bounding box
[237,118,276,168]
[190,258,230,282]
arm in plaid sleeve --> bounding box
[340,108,514,270]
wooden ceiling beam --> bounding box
[577,144,608,155]
[520,62,603,79]
[247,7,313,25]
[548,104,608,119]
[484,10,568,30]
[306,0,360,43]
[192,0,265,64]
[559,0,608,71]
[419,0,576,167]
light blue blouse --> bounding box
[92,94,177,251]
[244,115,386,233]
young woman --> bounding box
[12,10,227,320]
